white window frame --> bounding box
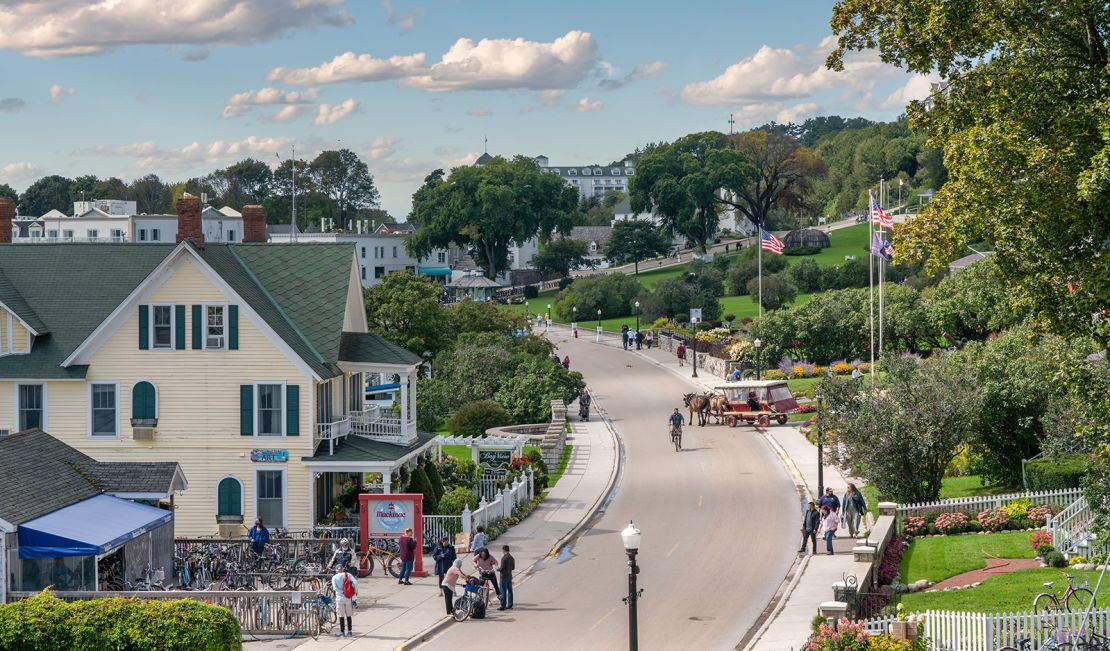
[130,379,159,421]
[149,304,176,351]
[111,229,125,242]
[87,381,120,438]
[254,381,287,437]
[151,228,161,242]
[215,475,245,517]
[254,467,287,530]
[14,383,47,432]
[87,229,98,241]
[203,303,227,351]
[62,229,74,241]
[47,229,58,239]
[138,229,147,242]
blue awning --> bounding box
[18,494,173,559]
[366,382,401,393]
[417,266,452,277]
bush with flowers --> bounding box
[726,339,753,362]
[831,362,854,375]
[977,507,1011,531]
[1028,505,1052,525]
[1029,530,1053,555]
[877,536,907,584]
[901,516,927,537]
[650,316,674,331]
[807,618,926,651]
[695,327,732,343]
[934,511,970,534]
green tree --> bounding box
[450,400,512,438]
[746,273,796,310]
[433,334,516,411]
[408,157,579,279]
[605,220,672,274]
[784,258,823,293]
[310,149,380,230]
[924,258,1024,345]
[532,238,593,279]
[629,131,756,253]
[829,0,1110,344]
[494,356,585,423]
[216,158,273,207]
[727,246,787,295]
[128,174,172,215]
[406,465,438,514]
[552,273,642,321]
[364,271,450,356]
[448,299,523,338]
[19,175,73,215]
[641,274,722,322]
[575,190,624,226]
[821,354,983,503]
[0,183,16,202]
[722,130,827,229]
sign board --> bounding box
[478,450,512,468]
[690,308,702,324]
[250,449,288,463]
[359,492,426,576]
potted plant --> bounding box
[888,604,918,641]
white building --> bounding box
[132,206,244,244]
[534,155,634,200]
[13,202,244,244]
[267,229,454,289]
[72,199,136,216]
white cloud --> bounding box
[467,107,492,117]
[0,0,352,57]
[268,51,427,85]
[381,0,416,30]
[600,61,666,90]
[74,136,294,172]
[402,31,598,92]
[776,102,819,124]
[0,162,38,180]
[571,97,603,112]
[369,136,399,160]
[269,105,311,122]
[49,84,75,104]
[313,98,359,125]
[0,98,24,113]
[881,74,941,110]
[222,87,321,118]
[536,89,565,106]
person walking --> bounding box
[818,487,841,513]
[248,518,269,568]
[821,505,840,555]
[441,558,467,615]
[432,537,457,587]
[842,484,868,538]
[331,564,358,638]
[799,501,820,554]
[635,330,644,350]
[469,526,486,554]
[562,355,570,369]
[676,342,686,367]
[498,545,515,610]
[472,548,501,605]
[621,325,629,350]
[645,331,653,349]
[398,527,417,585]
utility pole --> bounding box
[728,113,736,136]
[291,144,297,242]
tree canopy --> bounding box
[531,238,594,279]
[605,219,672,274]
[722,130,827,230]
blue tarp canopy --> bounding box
[417,266,451,277]
[365,382,401,393]
[18,494,173,559]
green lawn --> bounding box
[898,568,1108,613]
[787,376,821,394]
[547,444,573,487]
[801,223,871,267]
[899,531,1035,584]
[938,475,1012,498]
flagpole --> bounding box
[868,191,876,383]
[758,226,763,321]
[878,178,885,356]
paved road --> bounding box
[420,331,798,650]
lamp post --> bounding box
[597,309,603,343]
[815,389,824,497]
[546,303,552,333]
[754,338,763,380]
[691,336,698,378]
[620,521,643,651]
[634,301,640,333]
[525,301,530,324]
[572,306,578,338]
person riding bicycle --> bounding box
[578,389,591,420]
[327,538,355,572]
[669,408,684,436]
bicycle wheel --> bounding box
[384,554,401,579]
[1067,588,1096,612]
[997,647,1020,651]
[1035,593,1061,614]
[452,596,473,622]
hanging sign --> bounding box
[478,450,512,468]
[250,449,288,463]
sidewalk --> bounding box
[600,334,864,651]
[247,413,617,651]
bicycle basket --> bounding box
[320,594,333,605]
[464,583,481,594]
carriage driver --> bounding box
[746,391,761,412]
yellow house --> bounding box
[0,198,432,536]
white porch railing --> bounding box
[316,417,351,455]
[862,608,1110,650]
[1049,495,1095,557]
[349,410,417,446]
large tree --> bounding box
[363,271,450,357]
[310,149,380,231]
[828,1,1110,345]
[628,131,756,253]
[0,183,16,203]
[129,174,172,214]
[721,130,827,230]
[531,238,593,279]
[605,219,671,274]
[19,175,73,215]
[407,156,579,279]
[218,158,273,207]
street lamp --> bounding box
[525,301,530,322]
[572,306,578,338]
[546,304,552,333]
[620,520,643,651]
[597,308,603,343]
[753,338,763,380]
[634,301,640,332]
[691,335,698,378]
[814,388,824,497]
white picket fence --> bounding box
[464,468,535,535]
[919,608,1110,651]
[896,488,1083,519]
[1048,495,1095,558]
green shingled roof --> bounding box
[0,241,385,380]
[339,332,422,366]
[301,430,437,464]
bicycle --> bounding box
[998,636,1074,651]
[1034,572,1096,614]
[306,589,337,638]
[452,575,491,622]
[357,542,401,579]
[132,565,167,591]
[670,425,682,451]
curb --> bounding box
[395,382,623,651]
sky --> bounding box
[0,0,935,219]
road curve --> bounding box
[421,332,799,651]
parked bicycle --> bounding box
[357,540,401,578]
[452,575,491,622]
[1034,573,1096,614]
[306,589,337,638]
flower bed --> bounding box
[900,499,1058,538]
[806,618,926,651]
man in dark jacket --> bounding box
[398,528,417,585]
[498,545,516,610]
[818,487,841,513]
[432,537,457,587]
[799,502,820,554]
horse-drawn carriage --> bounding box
[683,380,800,427]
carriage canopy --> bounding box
[713,380,799,412]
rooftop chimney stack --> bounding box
[175,193,203,248]
[0,197,14,244]
[242,204,266,243]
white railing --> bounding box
[862,616,897,635]
[315,417,351,455]
[423,515,463,548]
[1049,495,1094,557]
[897,488,1083,519]
[860,608,1110,650]
[462,468,535,537]
[350,412,416,445]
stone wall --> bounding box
[485,400,568,469]
[654,333,740,380]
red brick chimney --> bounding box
[175,194,203,247]
[0,197,14,244]
[242,204,266,243]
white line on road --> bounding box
[589,607,617,631]
[698,495,704,508]
[666,541,681,558]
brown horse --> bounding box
[683,392,712,426]
[706,393,730,424]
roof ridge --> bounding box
[224,244,329,365]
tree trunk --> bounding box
[634,259,639,275]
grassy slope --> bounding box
[899,532,1035,584]
[898,568,1108,613]
[860,475,1011,519]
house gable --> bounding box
[343,256,368,333]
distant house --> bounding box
[948,250,993,275]
[569,227,613,268]
[447,274,503,301]
[535,155,634,200]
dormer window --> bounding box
[612,169,621,175]
[568,169,577,176]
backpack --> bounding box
[342,572,356,599]
[471,599,487,619]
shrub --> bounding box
[728,249,787,295]
[438,487,478,515]
[783,245,823,256]
[1025,454,1090,491]
[423,456,445,502]
[650,316,673,330]
[934,511,970,534]
[1045,550,1067,568]
[902,516,927,537]
[523,285,539,299]
[558,277,574,291]
[763,369,787,380]
[450,400,512,438]
[1028,505,1053,525]
[0,592,241,650]
[746,273,797,310]
[722,313,737,323]
[977,507,1011,532]
[407,466,438,515]
[553,273,641,321]
[1030,530,1053,554]
[1005,498,1031,520]
[878,536,907,585]
[784,259,823,293]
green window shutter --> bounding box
[138,305,149,350]
[192,305,202,349]
[228,305,239,350]
[286,385,300,436]
[240,385,254,436]
[132,381,156,420]
[218,478,242,516]
[175,305,186,350]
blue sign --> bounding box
[251,449,288,463]
[374,499,410,534]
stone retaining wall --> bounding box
[484,400,567,469]
[654,333,739,380]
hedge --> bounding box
[0,592,242,650]
[1025,453,1089,491]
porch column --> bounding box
[309,473,316,532]
[383,473,392,495]
[407,370,416,425]
[400,370,409,427]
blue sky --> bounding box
[0,1,932,218]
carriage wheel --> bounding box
[757,415,770,427]
[776,415,788,425]
[726,416,737,428]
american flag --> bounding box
[870,192,893,229]
[760,228,784,255]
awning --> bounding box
[417,266,451,277]
[18,494,173,559]
[366,382,401,393]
